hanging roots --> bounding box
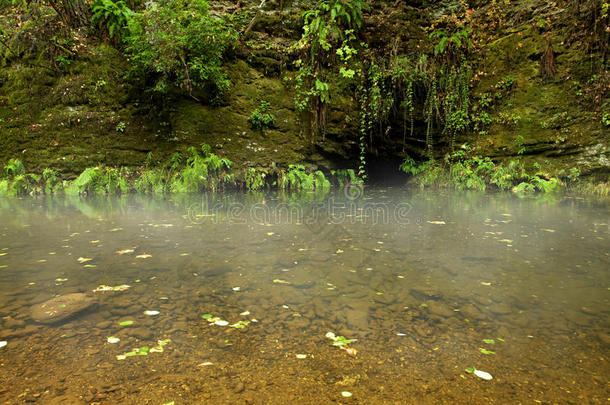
[540,37,557,77]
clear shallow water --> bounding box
[0,189,608,404]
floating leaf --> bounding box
[107,337,120,344]
[480,282,491,286]
[116,249,134,255]
[341,391,353,398]
[230,320,250,329]
[479,348,495,355]
[214,320,229,326]
[77,257,93,263]
[83,264,97,268]
[420,303,428,308]
[136,254,152,259]
[474,369,493,380]
[0,341,7,348]
[144,310,160,316]
[119,320,134,326]
[232,287,241,291]
[201,313,213,320]
[296,354,307,359]
[273,279,290,284]
[240,311,250,316]
[55,278,68,282]
[482,339,495,344]
[93,284,130,292]
[197,362,214,367]
[427,221,446,225]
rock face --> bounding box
[31,293,96,324]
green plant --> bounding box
[245,168,268,190]
[602,112,610,126]
[429,25,473,62]
[126,0,238,99]
[4,158,25,176]
[293,0,368,141]
[248,101,276,130]
[515,135,526,155]
[91,0,133,43]
[279,165,330,190]
[115,121,126,132]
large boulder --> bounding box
[31,293,97,324]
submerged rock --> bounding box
[31,293,96,324]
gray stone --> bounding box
[426,301,454,318]
[130,327,153,340]
[31,293,96,324]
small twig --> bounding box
[242,0,266,38]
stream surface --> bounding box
[0,188,608,404]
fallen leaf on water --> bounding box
[296,354,307,359]
[116,249,135,255]
[55,278,68,282]
[266,232,275,236]
[119,320,134,326]
[481,282,492,286]
[427,221,446,225]
[482,339,495,344]
[90,240,100,244]
[93,284,131,292]
[144,310,160,316]
[341,391,353,398]
[0,341,7,348]
[541,229,555,233]
[107,337,120,344]
[83,264,97,268]
[197,362,214,367]
[0,253,6,256]
[136,254,152,259]
[232,287,241,291]
[273,279,290,284]
[474,369,493,380]
[0,265,7,269]
[77,257,93,263]
[479,348,495,355]
[240,311,251,316]
[214,320,229,326]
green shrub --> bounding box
[126,0,238,98]
[91,0,133,43]
[4,158,25,176]
[248,101,276,130]
[245,168,268,190]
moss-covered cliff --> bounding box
[0,0,607,184]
